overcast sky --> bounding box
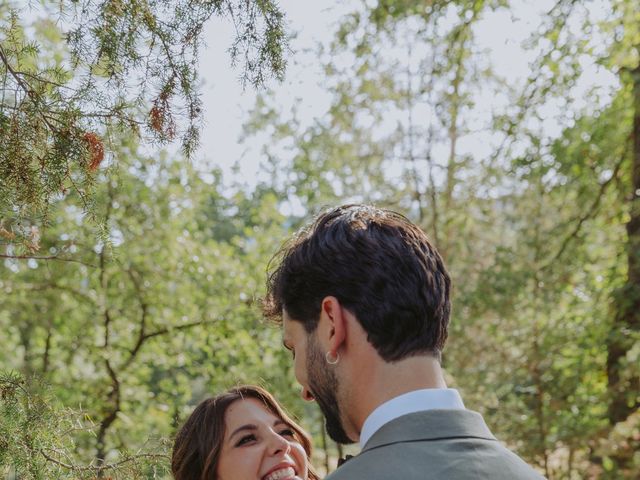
[194,0,616,190]
[195,2,353,185]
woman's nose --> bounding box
[268,431,291,455]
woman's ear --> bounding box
[319,296,347,355]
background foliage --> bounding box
[0,0,286,247]
[2,0,640,479]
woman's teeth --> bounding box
[264,466,295,480]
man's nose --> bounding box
[301,386,315,402]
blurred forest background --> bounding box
[1,0,639,478]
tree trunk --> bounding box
[607,64,640,426]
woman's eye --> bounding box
[279,428,296,438]
[236,434,257,446]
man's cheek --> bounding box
[296,363,306,385]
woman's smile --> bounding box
[261,462,298,480]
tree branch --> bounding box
[14,282,96,305]
[543,144,627,270]
[143,317,221,339]
[0,253,97,268]
[119,266,150,372]
[41,449,168,472]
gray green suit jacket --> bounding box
[325,410,545,479]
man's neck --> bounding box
[343,354,447,441]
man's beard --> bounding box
[306,335,354,444]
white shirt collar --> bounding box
[359,388,465,448]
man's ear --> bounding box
[319,296,347,355]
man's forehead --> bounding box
[282,308,295,329]
[281,309,291,340]
[282,309,303,338]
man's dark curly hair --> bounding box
[263,204,451,362]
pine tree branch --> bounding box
[0,44,33,98]
[0,43,58,132]
[11,69,66,88]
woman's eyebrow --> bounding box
[229,424,257,440]
[229,419,289,440]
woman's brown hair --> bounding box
[171,385,319,480]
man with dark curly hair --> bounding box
[264,204,544,479]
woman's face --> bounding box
[217,398,308,480]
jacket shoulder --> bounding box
[325,441,545,480]
[324,410,545,480]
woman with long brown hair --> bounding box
[172,385,319,480]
